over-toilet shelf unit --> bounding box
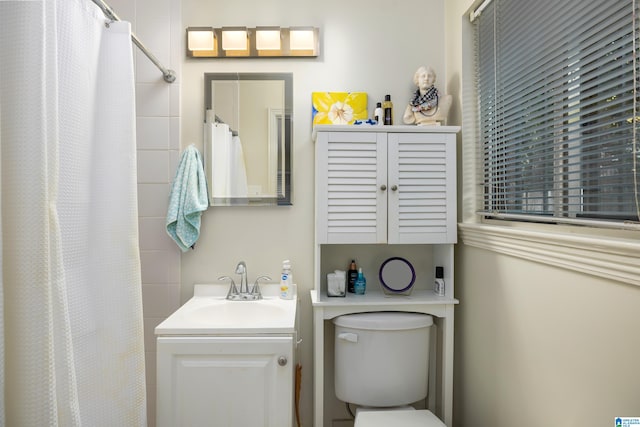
[311,125,460,427]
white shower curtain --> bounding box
[0,1,147,425]
[204,122,249,198]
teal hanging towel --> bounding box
[166,144,209,251]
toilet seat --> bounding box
[354,409,446,427]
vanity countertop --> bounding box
[156,284,297,336]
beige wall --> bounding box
[446,1,640,426]
[181,1,446,426]
[454,244,640,426]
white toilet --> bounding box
[333,312,446,427]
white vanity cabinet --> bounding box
[156,336,294,427]
[154,283,298,427]
[314,126,457,245]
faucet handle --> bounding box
[251,275,272,297]
[218,275,239,298]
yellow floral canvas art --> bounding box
[312,92,368,125]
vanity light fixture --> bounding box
[185,26,319,58]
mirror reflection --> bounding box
[204,72,293,206]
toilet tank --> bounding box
[333,312,433,407]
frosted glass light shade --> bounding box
[256,28,281,50]
[221,28,248,51]
[187,29,215,51]
[289,28,316,50]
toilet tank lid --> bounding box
[333,312,433,330]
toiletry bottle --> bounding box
[434,266,445,296]
[383,94,393,125]
[354,268,366,295]
[280,260,293,299]
[347,260,358,293]
[374,102,383,125]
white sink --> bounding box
[185,300,289,325]
[155,283,297,335]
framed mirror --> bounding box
[204,72,293,206]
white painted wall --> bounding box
[181,0,446,425]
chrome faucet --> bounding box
[221,262,271,301]
[235,261,248,294]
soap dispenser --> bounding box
[280,260,293,299]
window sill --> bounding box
[458,222,640,287]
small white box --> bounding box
[327,270,346,297]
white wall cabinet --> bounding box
[312,125,460,427]
[315,127,457,244]
[156,336,294,427]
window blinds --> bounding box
[476,0,640,224]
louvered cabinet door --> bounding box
[387,132,457,244]
[315,131,387,243]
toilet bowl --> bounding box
[354,407,445,427]
[333,312,446,427]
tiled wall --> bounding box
[106,0,182,425]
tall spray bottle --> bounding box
[383,94,393,125]
[347,260,358,293]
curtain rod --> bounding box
[213,115,238,137]
[91,0,176,83]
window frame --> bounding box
[474,0,640,227]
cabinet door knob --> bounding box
[278,356,288,366]
[391,185,398,191]
[380,185,387,191]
